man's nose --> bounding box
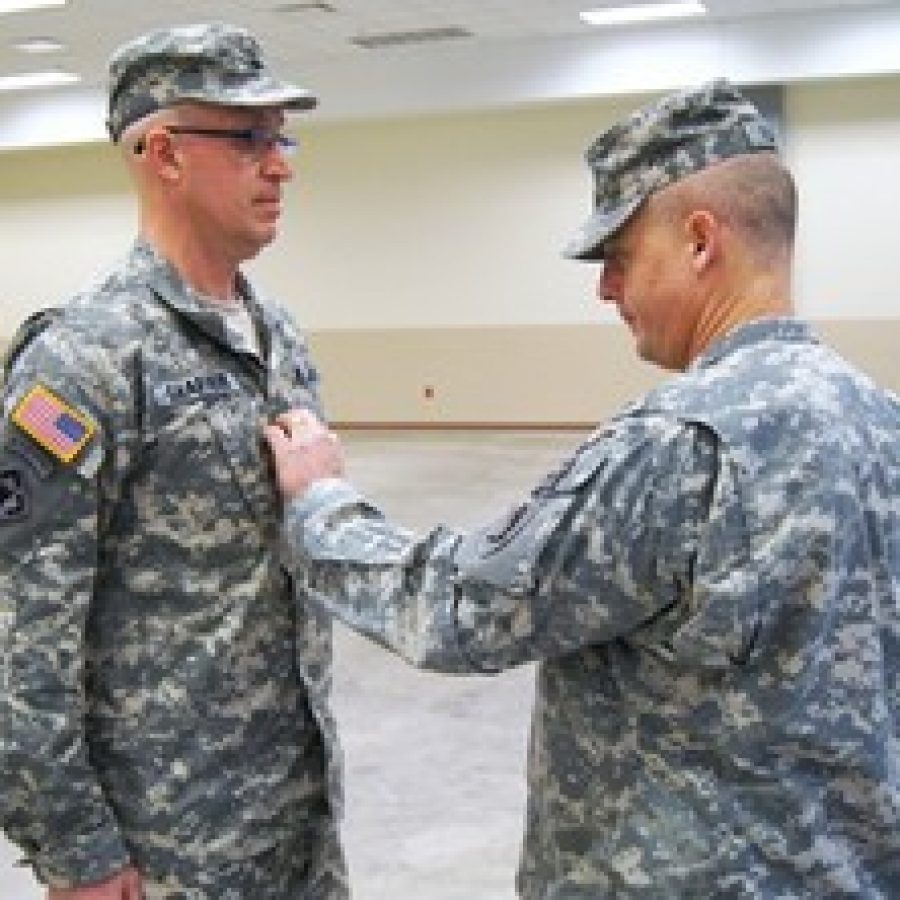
[263,144,293,180]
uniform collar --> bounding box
[690,316,817,372]
[130,238,267,359]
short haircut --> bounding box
[655,153,797,259]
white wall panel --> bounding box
[786,77,900,319]
[2,78,899,331]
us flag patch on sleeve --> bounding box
[11,384,95,464]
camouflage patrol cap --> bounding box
[107,22,317,142]
[563,79,778,261]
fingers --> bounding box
[124,867,143,900]
[271,407,324,442]
[45,865,142,899]
[262,422,288,452]
[261,409,346,499]
[267,409,338,454]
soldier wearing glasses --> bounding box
[0,23,347,899]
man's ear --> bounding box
[141,129,182,183]
[685,210,719,273]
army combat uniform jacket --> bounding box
[283,319,898,898]
[0,240,347,898]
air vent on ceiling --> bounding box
[350,26,472,50]
[273,2,336,13]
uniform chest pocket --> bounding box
[205,397,280,529]
[135,399,272,544]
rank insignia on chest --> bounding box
[11,384,95,464]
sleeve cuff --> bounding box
[31,828,131,889]
[287,477,366,523]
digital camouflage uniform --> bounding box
[105,23,317,143]
[279,81,899,898]
[0,240,347,897]
[284,318,899,898]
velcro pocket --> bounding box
[454,433,610,594]
[455,494,577,594]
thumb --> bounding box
[262,422,288,454]
[124,866,143,900]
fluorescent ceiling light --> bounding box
[0,69,79,91]
[0,0,66,13]
[14,36,65,53]
[580,2,706,27]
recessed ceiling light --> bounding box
[272,2,335,11]
[351,26,472,50]
[0,69,79,91]
[14,36,64,53]
[0,0,66,13]
[580,2,707,27]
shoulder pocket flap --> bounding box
[455,494,574,594]
[539,429,613,496]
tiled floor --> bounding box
[0,430,585,899]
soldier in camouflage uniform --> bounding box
[264,82,899,897]
[0,23,347,900]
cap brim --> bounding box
[233,86,318,112]
[179,75,318,112]
[561,195,643,262]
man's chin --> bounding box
[634,336,666,370]
[243,227,278,259]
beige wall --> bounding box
[2,143,135,318]
[1,78,899,425]
[308,320,900,427]
[787,78,900,319]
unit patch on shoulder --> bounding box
[11,384,95,464]
[0,465,29,523]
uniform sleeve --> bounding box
[283,416,720,673]
[0,337,131,886]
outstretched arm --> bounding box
[265,409,718,674]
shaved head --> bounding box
[653,153,797,264]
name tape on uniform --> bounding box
[154,371,241,406]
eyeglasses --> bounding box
[168,126,298,156]
[134,126,298,157]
